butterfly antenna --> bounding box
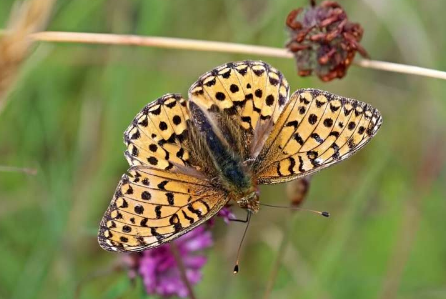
[260,203,330,217]
[233,211,252,274]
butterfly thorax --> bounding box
[210,140,259,212]
[221,163,259,213]
[189,101,260,212]
[232,184,260,213]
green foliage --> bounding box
[1,0,445,298]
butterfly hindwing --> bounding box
[255,89,382,184]
[98,166,228,252]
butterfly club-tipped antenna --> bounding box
[260,203,330,217]
[233,210,252,274]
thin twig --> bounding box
[0,165,37,175]
[31,31,290,57]
[29,31,446,81]
[170,243,197,299]
[355,59,446,81]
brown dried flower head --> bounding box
[286,0,369,82]
[286,177,311,208]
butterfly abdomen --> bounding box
[189,101,252,191]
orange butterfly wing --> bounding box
[254,88,382,184]
[98,94,227,251]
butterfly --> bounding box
[98,60,382,252]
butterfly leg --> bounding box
[228,210,250,223]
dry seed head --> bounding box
[286,0,369,82]
[0,0,54,112]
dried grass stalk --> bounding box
[0,0,54,113]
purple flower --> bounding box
[138,226,212,298]
[124,205,234,297]
[217,206,236,224]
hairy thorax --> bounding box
[233,186,260,213]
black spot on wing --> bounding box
[172,115,182,125]
[266,95,274,106]
[288,157,296,174]
[323,118,333,127]
[182,210,194,224]
[294,133,304,145]
[237,67,248,76]
[205,78,216,87]
[157,180,168,190]
[221,70,231,79]
[131,146,139,156]
[155,206,162,219]
[215,92,226,101]
[149,106,162,116]
[298,156,305,172]
[230,84,239,93]
[255,89,263,98]
[139,118,148,127]
[311,133,323,143]
[286,120,298,128]
[253,68,265,76]
[279,95,287,106]
[308,114,318,125]
[141,191,151,200]
[187,204,202,217]
[166,193,174,205]
[134,205,144,214]
[329,131,340,138]
[165,100,177,108]
[151,227,164,242]
[159,121,168,131]
[269,76,279,86]
[131,130,141,140]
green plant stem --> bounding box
[263,211,297,299]
[74,262,122,299]
[263,177,312,299]
[29,31,446,81]
[170,243,197,299]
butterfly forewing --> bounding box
[188,61,289,160]
[255,89,382,184]
[98,166,228,252]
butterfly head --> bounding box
[235,185,260,213]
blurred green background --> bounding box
[1,0,446,298]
